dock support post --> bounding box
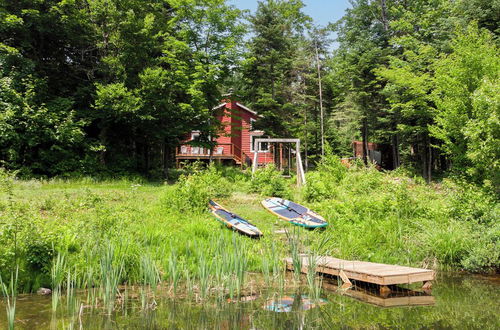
[422,281,433,292]
[380,285,391,297]
[339,270,352,289]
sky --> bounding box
[230,0,352,27]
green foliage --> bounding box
[431,24,499,189]
[304,166,498,272]
[163,164,232,214]
[0,167,498,300]
[0,0,244,177]
[249,164,291,198]
[303,149,347,202]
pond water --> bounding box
[1,273,499,329]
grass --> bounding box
[0,267,18,330]
[0,162,498,322]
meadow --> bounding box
[0,158,498,321]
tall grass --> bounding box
[167,247,180,294]
[1,162,497,311]
[99,243,124,315]
[287,228,303,283]
[51,253,66,312]
[139,253,160,310]
[0,267,18,330]
[197,249,211,300]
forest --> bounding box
[0,0,498,191]
[0,1,499,327]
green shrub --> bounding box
[249,164,291,198]
[461,223,500,272]
[162,164,232,214]
[304,152,347,202]
[446,180,498,225]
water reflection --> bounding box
[0,273,499,329]
[322,279,435,308]
[264,295,327,313]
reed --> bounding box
[51,253,66,312]
[167,247,180,294]
[232,235,247,298]
[287,227,303,283]
[65,268,78,315]
[99,243,124,315]
[261,254,271,286]
[184,269,194,300]
[306,253,322,301]
[197,251,211,300]
[139,253,160,310]
[0,267,18,330]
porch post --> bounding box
[252,139,259,175]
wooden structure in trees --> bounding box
[285,255,435,293]
[175,100,274,167]
[251,138,306,186]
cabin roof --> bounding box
[212,101,263,118]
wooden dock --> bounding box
[285,255,435,290]
[321,281,435,308]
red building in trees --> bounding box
[175,99,275,167]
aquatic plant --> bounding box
[139,253,160,310]
[306,254,322,301]
[167,247,180,294]
[51,253,66,312]
[196,251,211,300]
[99,243,124,315]
[287,228,303,283]
[0,267,18,330]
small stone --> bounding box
[37,288,52,295]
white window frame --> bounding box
[250,135,269,153]
[250,118,256,131]
[191,131,200,140]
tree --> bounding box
[375,0,457,181]
[239,0,311,137]
[0,0,244,177]
[431,25,499,190]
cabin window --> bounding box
[250,136,269,152]
[250,118,256,131]
[191,131,200,140]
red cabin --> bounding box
[175,100,275,167]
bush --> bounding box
[162,163,232,214]
[249,164,291,198]
[304,152,347,202]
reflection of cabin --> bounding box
[175,100,275,167]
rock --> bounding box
[37,288,52,295]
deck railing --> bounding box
[176,143,241,160]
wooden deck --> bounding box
[285,255,435,288]
[175,142,243,165]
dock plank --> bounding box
[285,255,435,286]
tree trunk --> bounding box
[380,0,389,31]
[315,42,325,157]
[98,125,108,165]
[391,133,400,169]
[362,118,369,165]
[304,111,308,170]
[427,138,432,183]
